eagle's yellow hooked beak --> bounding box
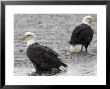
[19,33,26,40]
[92,17,96,23]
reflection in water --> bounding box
[28,70,66,76]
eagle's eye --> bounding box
[26,35,31,37]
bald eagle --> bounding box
[20,32,67,75]
[69,16,95,53]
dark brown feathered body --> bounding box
[69,23,94,51]
[27,42,67,73]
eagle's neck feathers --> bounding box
[82,21,90,26]
[27,39,36,46]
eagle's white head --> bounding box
[20,32,36,46]
[82,16,95,25]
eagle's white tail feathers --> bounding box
[59,66,67,71]
[69,45,82,53]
